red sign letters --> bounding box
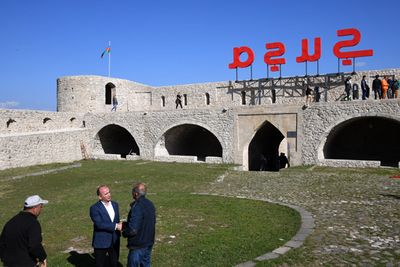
[229,28,373,72]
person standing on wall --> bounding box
[111,95,118,111]
[361,75,368,100]
[344,77,352,100]
[175,94,183,109]
[305,84,312,107]
[123,183,156,267]
[372,75,382,99]
[0,195,49,267]
[90,185,122,267]
[392,77,399,98]
[381,76,389,99]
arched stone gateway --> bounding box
[155,124,222,161]
[323,116,400,167]
[248,121,285,171]
[96,124,139,158]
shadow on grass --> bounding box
[67,251,95,267]
[67,251,124,267]
[379,193,400,200]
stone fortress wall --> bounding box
[1,68,399,170]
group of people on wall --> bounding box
[0,183,156,267]
[305,74,399,107]
[344,75,399,101]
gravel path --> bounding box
[203,166,400,266]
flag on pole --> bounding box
[100,47,111,59]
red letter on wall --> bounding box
[228,46,255,69]
[333,28,373,65]
[296,38,322,63]
[264,42,286,72]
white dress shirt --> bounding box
[101,201,115,222]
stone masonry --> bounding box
[0,68,399,170]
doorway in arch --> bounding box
[248,121,284,171]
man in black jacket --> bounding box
[0,195,48,267]
[123,183,156,267]
[372,74,382,99]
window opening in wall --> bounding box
[205,93,210,105]
[183,94,187,105]
[70,117,76,122]
[271,89,276,103]
[6,118,16,128]
[43,118,51,124]
[82,121,86,128]
[161,96,166,107]
[105,83,116,105]
[241,91,246,105]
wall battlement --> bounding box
[1,68,399,170]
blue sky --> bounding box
[1,0,399,111]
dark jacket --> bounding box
[123,196,156,249]
[372,78,382,91]
[90,201,120,249]
[361,78,367,90]
[0,212,47,267]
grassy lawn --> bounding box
[0,160,300,267]
[206,165,400,266]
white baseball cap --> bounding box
[24,195,49,208]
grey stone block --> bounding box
[273,246,292,254]
[234,261,256,267]
[285,240,303,248]
[255,252,280,261]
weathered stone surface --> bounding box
[1,69,400,170]
[234,261,256,267]
[273,246,292,254]
[255,252,280,261]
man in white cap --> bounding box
[0,195,48,267]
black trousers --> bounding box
[94,242,120,267]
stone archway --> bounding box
[248,121,285,171]
[155,124,222,161]
[323,116,400,167]
[96,124,139,158]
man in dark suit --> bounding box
[123,183,156,267]
[90,185,122,267]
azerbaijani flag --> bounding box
[100,47,111,59]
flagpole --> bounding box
[108,41,111,77]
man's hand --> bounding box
[39,259,47,267]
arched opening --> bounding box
[324,117,400,167]
[105,83,116,105]
[96,124,139,158]
[161,96,166,107]
[241,91,246,105]
[205,93,210,105]
[183,94,188,106]
[248,121,285,171]
[156,124,222,161]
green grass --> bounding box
[0,160,300,267]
